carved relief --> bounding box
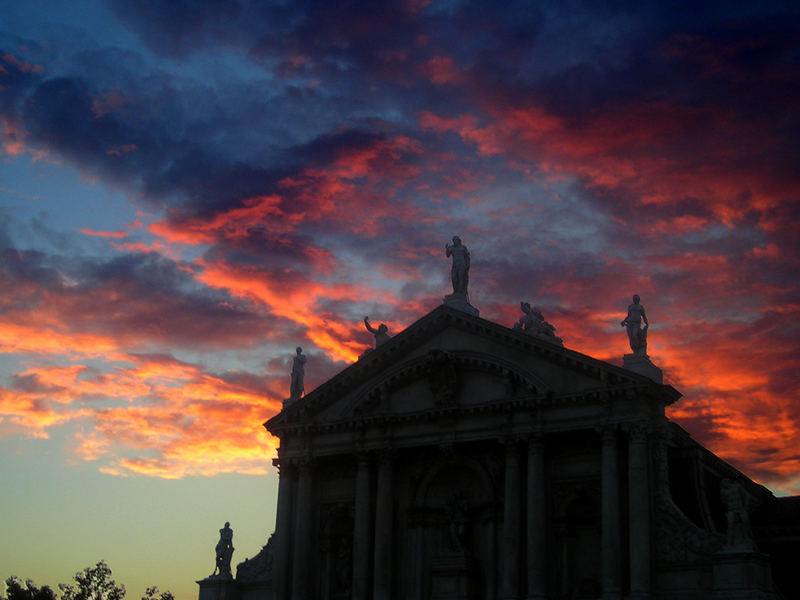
[319,503,354,598]
[236,534,274,582]
[425,348,459,407]
[354,384,388,415]
[655,495,724,563]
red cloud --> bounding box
[80,228,129,239]
[421,98,798,237]
[420,56,465,85]
[149,194,298,245]
[194,257,388,362]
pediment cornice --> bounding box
[265,305,680,436]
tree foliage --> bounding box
[140,587,174,600]
[3,563,172,600]
[2,577,57,600]
[58,562,124,600]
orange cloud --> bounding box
[149,194,298,245]
[194,258,382,362]
[1,117,27,156]
[80,228,129,239]
[1,353,283,478]
[0,321,124,358]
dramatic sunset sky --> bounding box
[1,1,799,598]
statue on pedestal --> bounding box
[446,236,470,296]
[720,479,756,551]
[621,294,648,355]
[513,301,563,346]
[442,236,479,316]
[290,347,306,400]
[364,316,390,348]
[213,522,235,578]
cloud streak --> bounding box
[1,1,799,492]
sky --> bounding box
[1,0,799,598]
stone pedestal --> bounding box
[623,354,662,384]
[443,293,479,317]
[430,553,475,600]
[197,577,238,600]
[712,551,775,599]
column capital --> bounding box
[599,423,619,444]
[527,432,545,453]
[376,444,394,461]
[501,433,526,447]
[293,454,314,472]
[624,421,651,443]
[273,458,296,475]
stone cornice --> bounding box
[268,381,666,438]
[265,305,680,436]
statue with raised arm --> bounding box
[445,236,470,296]
[364,316,390,348]
[214,522,235,578]
[621,294,648,355]
[290,346,306,400]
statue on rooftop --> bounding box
[364,316,391,348]
[446,236,470,296]
[720,478,756,551]
[513,301,564,346]
[621,294,648,355]
[290,346,306,400]
[213,522,235,578]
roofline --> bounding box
[265,304,681,434]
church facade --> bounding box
[201,303,797,600]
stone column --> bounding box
[373,451,394,600]
[628,423,651,600]
[601,427,621,600]
[352,453,372,600]
[502,440,521,600]
[272,460,294,600]
[487,517,497,600]
[291,458,313,600]
[526,436,547,600]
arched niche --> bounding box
[408,457,498,600]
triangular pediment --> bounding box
[266,305,679,436]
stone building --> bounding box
[200,303,798,600]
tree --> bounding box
[3,563,171,600]
[2,577,57,600]
[140,587,173,600]
[58,562,125,600]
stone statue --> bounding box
[446,493,469,553]
[621,294,648,355]
[720,478,755,551]
[425,348,459,406]
[513,302,563,346]
[290,346,306,400]
[364,316,390,347]
[445,236,470,296]
[214,522,235,578]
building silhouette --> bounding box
[199,304,799,599]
